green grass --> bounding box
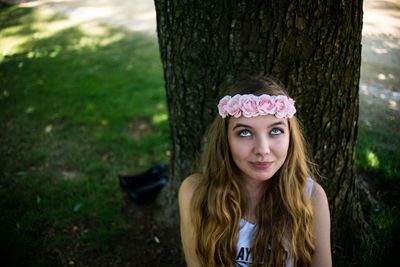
[0,3,168,266]
[357,113,400,184]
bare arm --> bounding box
[310,183,332,267]
[178,174,202,267]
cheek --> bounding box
[273,138,290,157]
[229,139,252,160]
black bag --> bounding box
[118,164,168,205]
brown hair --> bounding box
[190,76,315,266]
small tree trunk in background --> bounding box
[155,0,370,261]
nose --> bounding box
[253,136,270,156]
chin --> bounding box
[247,171,274,182]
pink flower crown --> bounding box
[217,94,296,119]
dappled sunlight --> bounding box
[366,150,380,169]
[1,90,10,100]
[20,0,157,34]
[363,0,400,36]
[155,101,166,111]
[44,124,53,133]
[67,6,115,22]
[101,119,108,126]
[77,27,125,47]
[360,84,400,110]
[1,8,73,59]
[378,73,387,80]
[0,5,129,62]
[33,10,80,33]
[79,21,110,36]
[388,99,398,110]
[152,113,168,124]
[1,25,34,59]
[375,73,397,83]
[361,0,400,91]
[371,47,388,54]
[25,105,35,114]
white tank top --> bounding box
[234,177,314,267]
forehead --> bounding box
[228,115,288,129]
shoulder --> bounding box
[179,174,204,267]
[310,182,330,219]
[179,173,204,210]
[310,182,327,203]
[179,174,203,200]
[310,181,332,266]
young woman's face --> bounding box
[228,115,290,185]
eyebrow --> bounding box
[232,121,287,130]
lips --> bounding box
[251,161,272,170]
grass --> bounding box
[0,2,398,267]
[0,3,168,266]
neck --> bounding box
[241,178,267,223]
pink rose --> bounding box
[257,94,276,115]
[240,94,258,117]
[218,96,231,118]
[227,94,242,118]
[286,98,296,118]
[275,95,290,118]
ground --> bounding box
[2,0,399,266]
[87,201,183,266]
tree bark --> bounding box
[155,0,369,261]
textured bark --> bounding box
[155,0,369,260]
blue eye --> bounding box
[239,129,252,137]
[271,128,283,135]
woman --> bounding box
[179,76,331,267]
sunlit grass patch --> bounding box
[366,150,380,168]
[0,3,129,63]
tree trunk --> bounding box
[155,0,369,262]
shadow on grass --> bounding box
[0,4,181,267]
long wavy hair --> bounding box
[190,76,315,267]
